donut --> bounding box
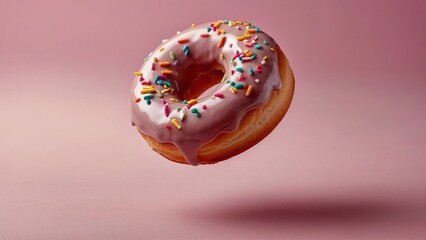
[130,20,295,166]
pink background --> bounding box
[1,0,426,239]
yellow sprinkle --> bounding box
[134,72,143,76]
[236,20,242,24]
[170,119,181,130]
[170,98,178,102]
[141,88,156,94]
[214,21,222,28]
[191,23,196,28]
[270,47,275,52]
[159,47,165,52]
[246,85,253,96]
[237,35,250,41]
[230,87,237,93]
[153,57,158,62]
[161,70,174,75]
[245,51,252,57]
[243,22,250,26]
[244,49,249,54]
[220,53,224,59]
[245,29,250,35]
[161,88,171,93]
[263,56,268,60]
[229,21,236,27]
[187,99,197,105]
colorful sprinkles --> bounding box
[133,20,276,131]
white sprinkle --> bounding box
[261,60,266,65]
[177,31,181,35]
[162,39,168,43]
[255,79,260,84]
[253,35,258,40]
[179,111,185,121]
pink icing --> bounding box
[130,20,282,165]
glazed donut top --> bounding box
[130,20,282,165]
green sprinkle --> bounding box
[154,75,160,83]
[234,83,244,89]
[254,44,262,49]
[157,92,163,97]
[249,68,255,75]
[176,107,181,111]
[182,100,187,104]
[255,27,261,32]
[191,108,200,117]
[263,40,269,45]
[236,67,244,72]
[157,80,164,85]
[250,54,256,61]
[184,49,189,56]
[163,81,172,87]
[230,82,236,86]
[146,99,151,105]
[143,94,154,100]
[232,61,237,66]
[183,45,189,51]
[170,51,176,60]
[222,20,229,24]
[207,27,211,32]
[226,80,230,84]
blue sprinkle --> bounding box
[230,82,236,86]
[184,49,190,56]
[255,27,261,32]
[236,67,244,72]
[157,80,164,85]
[183,45,189,51]
[182,100,187,104]
[163,81,171,87]
[263,40,269,45]
[146,99,151,105]
[254,44,262,49]
[250,54,256,61]
[207,27,211,32]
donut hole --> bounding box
[176,62,225,100]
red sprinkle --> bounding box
[177,38,190,44]
[202,105,207,110]
[214,93,224,98]
[151,63,155,70]
[165,124,171,130]
[200,33,210,38]
[141,80,151,85]
[135,98,141,103]
[139,76,145,82]
[164,103,169,117]
[238,75,246,81]
[231,70,235,75]
[159,74,167,80]
[255,68,262,74]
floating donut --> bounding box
[130,20,295,166]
